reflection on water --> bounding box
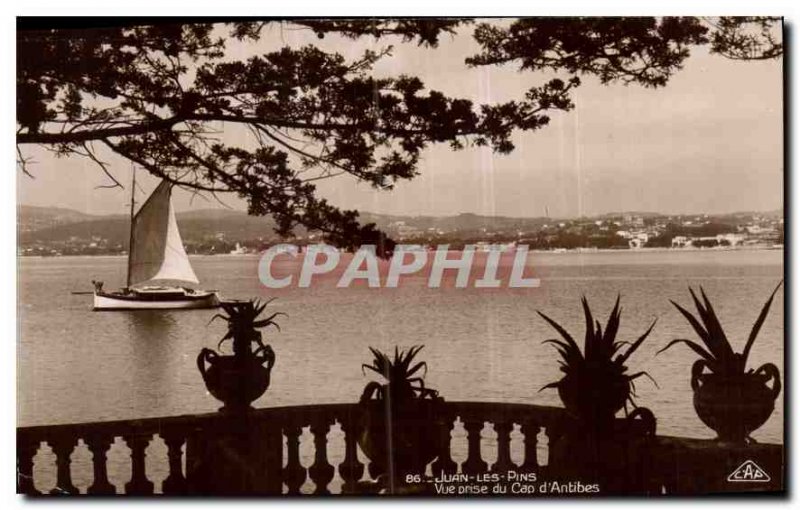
[18,250,784,446]
[127,311,177,415]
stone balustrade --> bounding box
[16,402,783,495]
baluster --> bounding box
[16,436,40,495]
[431,413,457,476]
[282,425,306,494]
[520,421,540,471]
[461,420,488,474]
[123,434,154,495]
[85,434,116,494]
[308,421,334,495]
[160,431,186,495]
[494,422,514,472]
[338,418,364,494]
[48,437,79,495]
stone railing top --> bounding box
[17,401,781,452]
[17,401,568,439]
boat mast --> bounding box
[126,164,137,288]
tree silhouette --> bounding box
[16,17,781,252]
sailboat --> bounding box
[92,173,220,311]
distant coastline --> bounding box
[18,204,783,257]
[17,244,784,259]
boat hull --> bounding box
[93,288,220,311]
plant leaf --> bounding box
[407,361,428,378]
[657,338,716,365]
[581,296,594,360]
[601,295,622,359]
[628,370,659,389]
[741,280,783,367]
[695,287,735,362]
[617,318,657,365]
[670,299,716,353]
[539,381,560,392]
[543,339,582,367]
[538,310,582,359]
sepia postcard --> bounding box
[16,16,785,497]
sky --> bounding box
[17,20,784,218]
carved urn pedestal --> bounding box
[185,411,283,495]
[549,409,659,495]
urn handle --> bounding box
[626,407,656,437]
[690,359,708,392]
[196,348,218,382]
[755,362,782,400]
[254,344,276,370]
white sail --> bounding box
[127,180,199,287]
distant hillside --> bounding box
[18,204,783,246]
[359,212,552,233]
[596,211,662,219]
[18,207,282,245]
[177,210,282,242]
[18,206,556,243]
[18,205,97,233]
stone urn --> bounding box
[357,395,446,481]
[692,363,781,443]
[557,369,632,435]
[197,347,274,412]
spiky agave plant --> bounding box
[539,296,657,426]
[358,345,445,487]
[360,345,439,403]
[659,282,783,384]
[210,298,284,359]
